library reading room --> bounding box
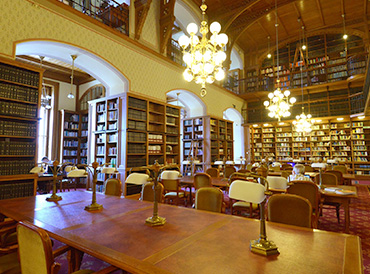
[1,0,370,273]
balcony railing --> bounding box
[58,0,129,35]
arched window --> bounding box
[79,85,106,111]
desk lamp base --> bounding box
[145,216,166,226]
[84,202,103,211]
[250,238,279,256]
[46,194,62,202]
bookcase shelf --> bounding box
[0,57,42,198]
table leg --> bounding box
[343,200,350,233]
[68,248,84,272]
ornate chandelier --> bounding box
[178,0,228,97]
[263,0,295,120]
[293,108,314,133]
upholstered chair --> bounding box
[206,168,219,178]
[268,194,312,228]
[194,173,212,190]
[224,166,236,179]
[195,187,223,213]
[161,171,186,206]
[104,178,122,197]
[266,176,288,190]
[141,182,164,203]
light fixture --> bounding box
[301,26,306,50]
[359,116,365,119]
[263,124,269,127]
[267,36,272,59]
[39,56,52,109]
[293,25,314,133]
[337,117,344,121]
[342,14,348,40]
[278,122,284,125]
[253,124,258,127]
[178,0,228,97]
[263,0,295,121]
[316,119,322,122]
[67,55,77,99]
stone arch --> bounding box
[166,89,207,117]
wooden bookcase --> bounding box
[59,110,80,165]
[88,95,122,184]
[80,111,88,165]
[249,115,370,176]
[0,57,42,198]
[182,116,234,174]
[122,93,181,171]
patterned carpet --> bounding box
[53,185,370,273]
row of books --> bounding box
[128,144,146,154]
[64,122,79,130]
[0,63,40,87]
[128,109,147,121]
[166,106,179,116]
[0,101,37,118]
[127,158,147,167]
[128,120,146,131]
[0,120,37,137]
[0,160,35,175]
[0,82,39,103]
[0,141,36,155]
[0,182,34,200]
[64,139,79,148]
[128,97,147,110]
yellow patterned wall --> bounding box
[140,0,159,51]
[0,0,245,119]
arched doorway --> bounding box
[223,108,244,161]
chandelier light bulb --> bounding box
[268,93,274,99]
[206,76,214,84]
[267,53,272,59]
[302,44,306,50]
[203,50,212,62]
[264,101,269,107]
[210,22,221,34]
[191,35,199,45]
[192,63,201,74]
[178,35,190,48]
[194,50,202,61]
[215,69,225,81]
[290,97,296,104]
[217,33,228,46]
[183,53,192,65]
[183,69,193,82]
[187,23,198,35]
[67,93,75,99]
[204,63,215,74]
[284,90,290,97]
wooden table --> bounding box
[321,185,358,233]
[305,172,356,185]
[0,191,362,273]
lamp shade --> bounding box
[101,167,118,174]
[67,169,88,178]
[214,161,224,165]
[311,163,327,169]
[327,159,337,164]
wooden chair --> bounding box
[287,181,321,228]
[161,170,187,206]
[205,167,219,178]
[269,166,281,172]
[304,165,315,172]
[246,164,253,171]
[268,194,312,228]
[237,169,249,173]
[224,166,236,179]
[104,178,122,196]
[195,187,223,213]
[194,173,212,189]
[321,173,341,223]
[59,165,78,192]
[282,164,293,170]
[17,221,117,274]
[140,182,164,203]
[325,170,343,185]
[229,179,266,217]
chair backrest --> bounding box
[287,181,319,213]
[224,166,236,178]
[104,178,122,196]
[325,170,343,184]
[125,173,150,185]
[268,194,312,228]
[321,172,338,186]
[229,180,266,204]
[266,176,288,190]
[282,164,293,170]
[270,166,281,172]
[17,221,58,274]
[237,169,249,174]
[194,173,212,189]
[281,171,290,179]
[304,165,315,172]
[160,171,180,192]
[195,187,223,213]
[333,165,347,174]
[246,164,253,171]
[206,168,219,178]
[141,182,164,203]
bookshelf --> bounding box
[122,93,181,172]
[249,116,370,177]
[59,110,80,165]
[89,95,122,184]
[80,112,88,165]
[0,57,42,198]
[182,116,234,174]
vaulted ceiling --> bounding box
[190,0,369,58]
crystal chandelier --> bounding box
[39,56,52,109]
[263,0,295,121]
[178,0,228,97]
[293,26,314,133]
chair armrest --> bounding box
[53,245,71,258]
[94,265,120,274]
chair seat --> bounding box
[0,251,20,274]
[165,192,185,198]
[232,201,259,210]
